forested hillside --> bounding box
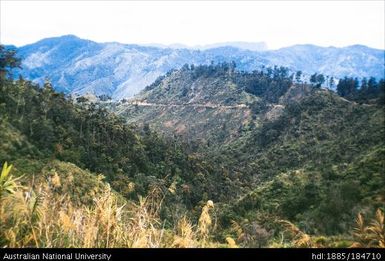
[114,63,385,247]
[1,46,384,248]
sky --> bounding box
[0,0,384,50]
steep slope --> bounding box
[11,35,384,99]
[214,88,384,180]
[114,65,260,145]
[0,76,229,247]
[0,76,235,210]
[223,145,384,242]
[114,64,385,240]
[113,64,296,145]
[115,65,384,178]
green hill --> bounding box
[0,76,226,248]
[112,63,385,246]
[1,48,384,248]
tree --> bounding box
[310,73,325,88]
[379,79,385,104]
[337,77,359,98]
[295,71,302,84]
[329,76,335,89]
[181,64,190,71]
[316,74,325,88]
[360,78,368,92]
[367,77,379,98]
[0,45,21,81]
[310,73,317,86]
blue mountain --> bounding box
[11,35,385,100]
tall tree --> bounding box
[0,45,21,81]
[310,73,325,88]
[295,71,302,84]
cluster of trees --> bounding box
[309,73,326,88]
[174,62,294,103]
[181,61,237,78]
[299,72,384,104]
[337,76,384,103]
[146,62,294,105]
[238,66,293,103]
[147,60,384,106]
[0,45,21,81]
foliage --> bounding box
[0,70,226,211]
[337,76,384,104]
[0,45,21,81]
[0,162,21,199]
[0,161,223,248]
[351,209,385,248]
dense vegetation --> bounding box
[1,46,384,248]
[116,62,385,247]
[0,49,236,222]
[336,76,385,104]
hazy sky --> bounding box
[1,0,384,50]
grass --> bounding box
[0,161,228,248]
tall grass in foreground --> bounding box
[1,162,383,248]
[351,209,385,248]
[0,162,223,248]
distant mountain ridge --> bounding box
[10,35,385,100]
[140,41,267,51]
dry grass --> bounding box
[1,183,168,247]
[279,220,314,248]
[351,209,385,248]
[0,162,222,248]
[197,200,214,241]
[230,220,270,247]
[172,216,196,247]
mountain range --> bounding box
[9,35,385,100]
[141,41,268,51]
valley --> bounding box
[1,42,384,249]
